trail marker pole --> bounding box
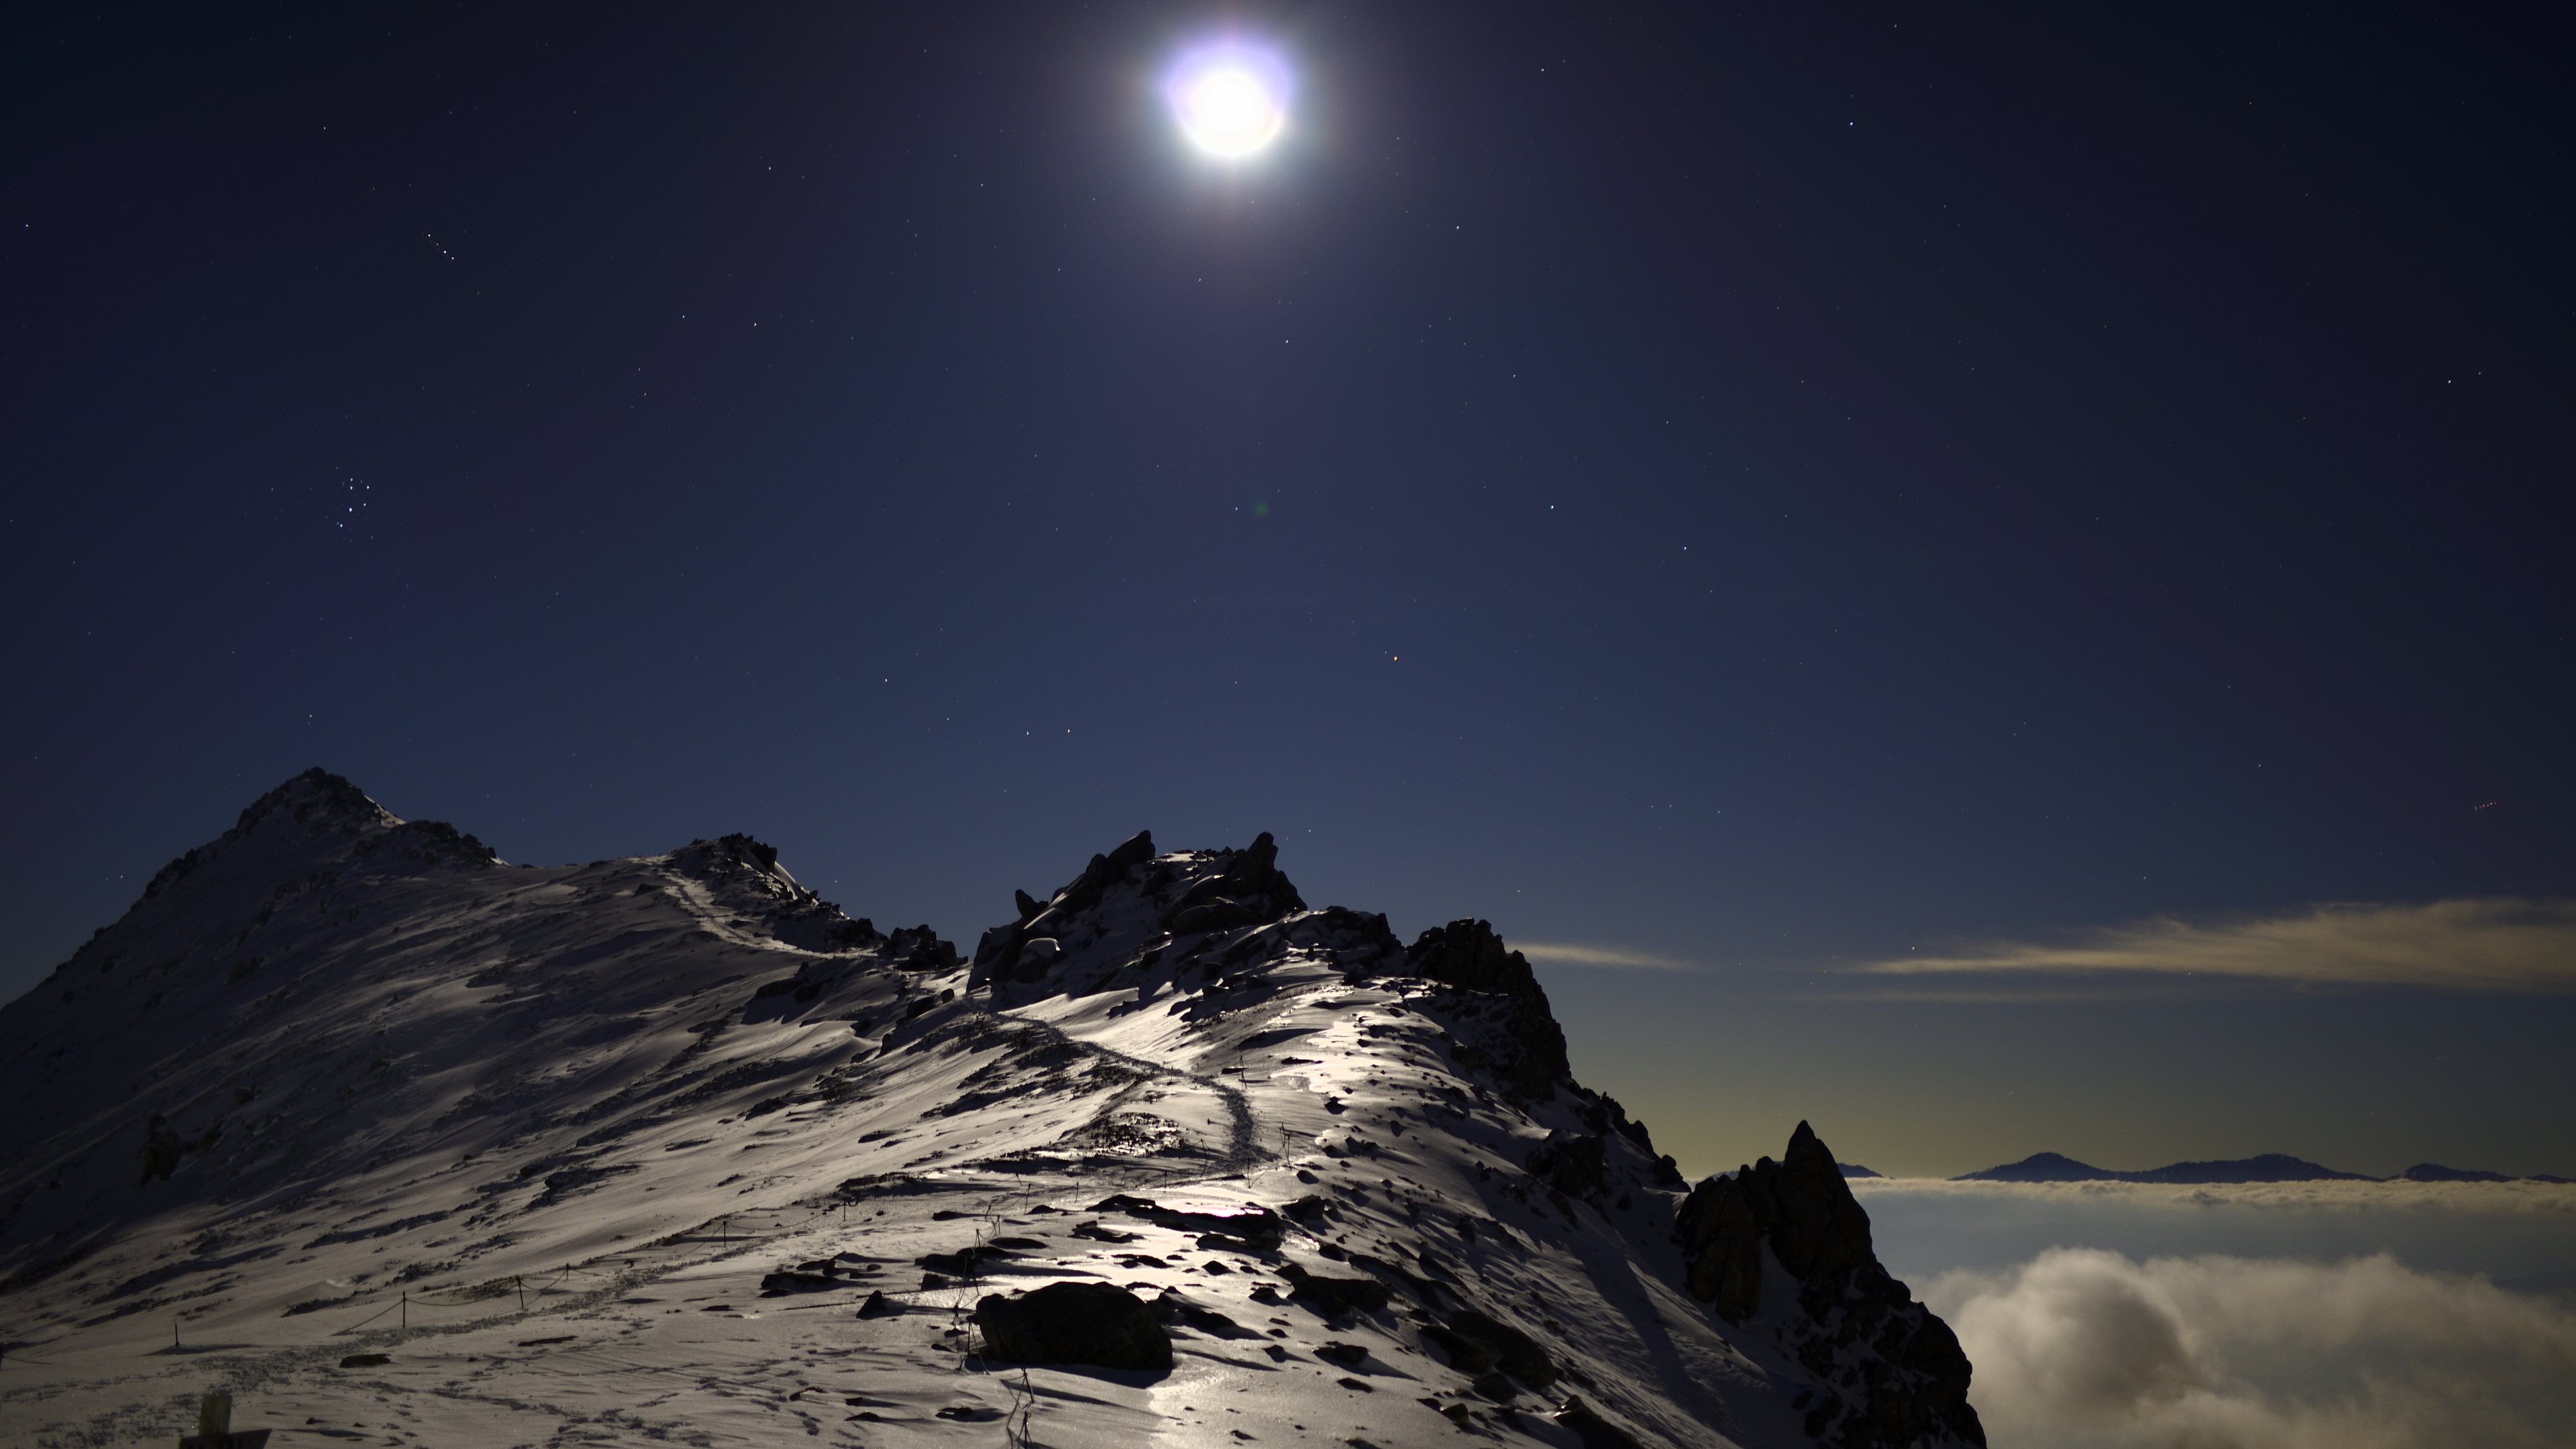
[401,1291,409,1332]
[173,1318,180,1350]
[517,1275,525,1313]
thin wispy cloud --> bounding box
[1515,942,1701,971]
[1861,898,2576,994]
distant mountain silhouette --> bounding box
[2127,1153,2371,1183]
[1953,1151,2116,1183]
[1960,1151,2567,1184]
[1838,1163,1884,1179]
[2399,1163,2512,1183]
[2400,1163,2576,1184]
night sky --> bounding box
[7,3,2571,1177]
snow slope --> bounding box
[0,771,1979,1448]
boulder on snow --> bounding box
[1280,1263,1392,1316]
[1525,1130,1608,1201]
[973,1282,1172,1373]
[1424,1309,1558,1387]
[1087,1195,1285,1250]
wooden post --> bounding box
[516,1275,525,1313]
[400,1291,408,1333]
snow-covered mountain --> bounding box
[0,770,1980,1448]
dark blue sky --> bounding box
[7,3,2570,1175]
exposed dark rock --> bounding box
[1280,1263,1393,1315]
[828,917,885,949]
[855,1290,896,1318]
[916,1244,1016,1277]
[1299,906,1403,969]
[884,925,957,970]
[974,1281,1172,1373]
[760,1263,845,1295]
[1554,1396,1645,1449]
[1162,832,1304,935]
[1525,1131,1608,1201]
[1428,1309,1557,1387]
[1677,1124,1872,1316]
[1055,830,1157,916]
[1089,1195,1284,1250]
[138,1114,185,1185]
[1674,1122,1983,1448]
[352,818,502,871]
[1403,920,1568,1097]
[1154,1289,1260,1338]
[137,1113,223,1187]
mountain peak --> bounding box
[1953,1150,2113,1183]
[1677,1122,1982,1443]
[234,766,398,835]
[133,769,498,915]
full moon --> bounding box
[1169,49,1287,158]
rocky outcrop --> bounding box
[1424,1308,1558,1387]
[1159,831,1303,934]
[1402,920,1568,1098]
[1525,1129,1608,1199]
[974,1281,1172,1373]
[1674,1122,1982,1448]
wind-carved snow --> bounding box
[0,771,1981,1448]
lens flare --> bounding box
[1168,46,1289,159]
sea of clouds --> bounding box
[1854,1180,2576,1449]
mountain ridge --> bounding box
[0,770,1983,1448]
[1952,1150,2567,1185]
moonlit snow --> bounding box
[0,771,1978,1446]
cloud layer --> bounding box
[1855,1177,2576,1215]
[1926,1248,2576,1448]
[1864,898,2576,993]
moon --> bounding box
[1169,48,1289,159]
